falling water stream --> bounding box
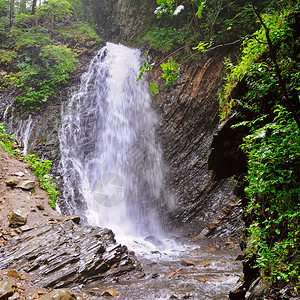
[59,43,174,252]
[58,43,242,299]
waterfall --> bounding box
[59,43,171,244]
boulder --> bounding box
[36,204,45,211]
[14,172,24,177]
[196,260,212,267]
[5,177,19,188]
[8,292,20,300]
[39,289,76,300]
[9,210,28,227]
[18,180,35,190]
[0,220,141,288]
[144,235,164,249]
[181,259,195,266]
[101,289,119,297]
[0,281,16,299]
[6,269,20,279]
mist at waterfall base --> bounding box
[59,43,177,256]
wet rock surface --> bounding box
[208,113,248,180]
[151,48,244,241]
[78,246,243,300]
[0,220,141,289]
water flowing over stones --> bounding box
[58,43,171,241]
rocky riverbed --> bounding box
[0,146,245,299]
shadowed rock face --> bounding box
[0,220,141,288]
[151,49,244,239]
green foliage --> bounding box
[193,41,212,52]
[150,82,159,95]
[25,154,58,210]
[2,23,78,107]
[137,51,155,81]
[0,0,101,108]
[220,3,300,120]
[35,0,72,31]
[15,44,77,106]
[0,123,21,158]
[137,51,159,95]
[138,53,179,90]
[219,1,300,289]
[143,25,193,53]
[194,0,207,19]
[243,107,300,285]
[0,49,16,65]
[154,0,183,19]
[11,27,50,51]
[54,21,101,47]
[161,57,179,86]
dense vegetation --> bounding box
[0,0,100,109]
[154,0,300,294]
[0,0,101,209]
[222,1,300,289]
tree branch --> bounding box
[250,0,300,127]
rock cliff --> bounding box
[150,48,244,240]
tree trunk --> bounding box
[10,0,14,28]
[32,0,37,14]
[51,14,53,32]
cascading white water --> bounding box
[59,43,172,246]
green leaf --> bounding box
[150,82,159,95]
[195,0,206,19]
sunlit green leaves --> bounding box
[194,0,207,19]
[193,41,212,52]
[150,82,159,95]
[137,51,155,81]
[160,57,179,86]
[243,106,300,284]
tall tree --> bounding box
[32,0,37,14]
[9,0,14,27]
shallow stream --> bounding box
[80,243,242,299]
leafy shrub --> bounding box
[25,154,58,210]
[243,107,300,286]
[220,1,300,289]
[0,0,102,108]
[220,4,299,120]
[0,49,17,65]
[15,44,77,105]
[143,25,193,53]
[12,27,50,51]
[161,57,180,86]
[54,21,101,47]
[0,123,21,158]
